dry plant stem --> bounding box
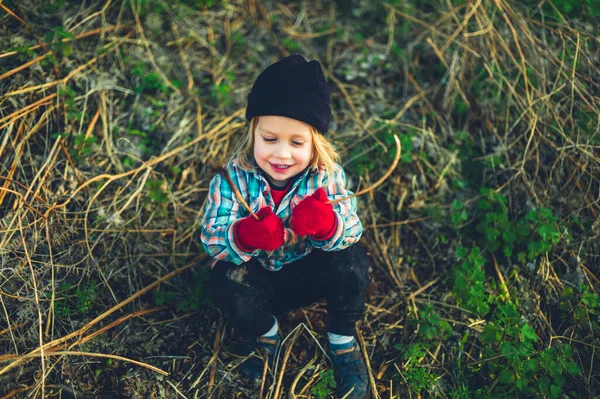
[0,188,45,218]
[0,25,124,59]
[0,177,46,203]
[23,136,62,209]
[5,351,168,376]
[17,212,46,397]
[0,52,49,81]
[258,359,268,399]
[3,31,133,98]
[44,222,55,340]
[296,365,323,397]
[0,2,26,24]
[0,386,31,399]
[219,170,259,220]
[328,135,401,205]
[130,0,182,96]
[0,257,202,376]
[288,348,319,398]
[207,320,222,397]
[84,108,101,141]
[407,278,439,302]
[74,307,165,346]
[0,93,57,125]
[356,328,379,399]
[273,328,301,399]
[386,4,481,57]
[43,108,244,217]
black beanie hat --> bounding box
[246,54,331,134]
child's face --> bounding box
[254,115,313,187]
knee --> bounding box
[326,245,370,287]
[208,262,252,305]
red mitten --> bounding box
[291,188,337,239]
[235,207,284,251]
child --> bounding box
[201,55,370,399]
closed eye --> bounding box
[262,137,276,142]
[292,141,305,146]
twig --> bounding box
[219,170,258,220]
[0,386,31,399]
[288,348,319,399]
[356,328,379,399]
[75,307,165,346]
[407,278,439,301]
[17,212,46,396]
[0,93,57,125]
[0,188,45,218]
[0,53,50,81]
[3,351,168,376]
[207,318,222,396]
[0,25,124,59]
[258,358,268,399]
[273,328,301,399]
[328,135,401,204]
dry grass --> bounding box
[1,0,599,398]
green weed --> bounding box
[311,369,336,399]
[477,303,580,399]
[451,246,490,316]
[54,280,98,318]
[475,189,561,264]
[130,61,180,94]
[210,71,234,107]
[559,285,600,333]
[395,305,451,395]
[146,179,169,204]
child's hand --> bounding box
[235,207,284,251]
[291,188,337,239]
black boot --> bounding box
[328,340,369,399]
[232,334,281,383]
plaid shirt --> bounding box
[201,159,363,271]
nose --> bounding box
[273,143,291,159]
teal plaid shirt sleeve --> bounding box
[310,166,363,251]
[200,173,258,265]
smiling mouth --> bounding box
[270,163,291,170]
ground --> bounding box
[1,0,599,398]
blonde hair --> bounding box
[233,117,341,177]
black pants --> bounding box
[208,245,370,338]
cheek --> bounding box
[297,148,313,164]
[253,143,266,160]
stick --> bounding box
[219,170,258,220]
[0,25,124,59]
[0,94,57,125]
[207,319,222,396]
[328,135,401,205]
[258,358,268,399]
[356,328,379,399]
[273,328,301,399]
[5,351,168,376]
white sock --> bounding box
[260,316,279,338]
[327,332,354,346]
